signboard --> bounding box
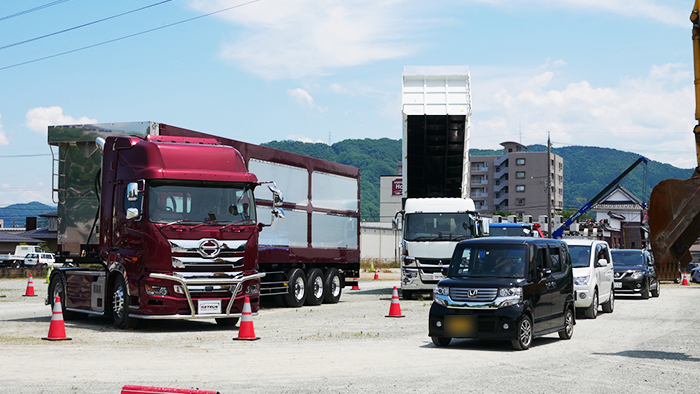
[392,178,403,196]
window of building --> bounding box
[516,185,525,192]
[516,158,525,165]
[516,198,525,206]
[516,171,526,179]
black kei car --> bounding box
[429,237,575,350]
[610,249,660,299]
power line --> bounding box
[0,0,262,72]
[0,0,173,51]
[0,153,51,158]
[0,0,72,22]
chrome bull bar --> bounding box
[130,272,266,319]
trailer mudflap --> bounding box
[131,272,266,319]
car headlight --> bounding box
[434,285,450,296]
[499,287,522,297]
[145,284,168,296]
[575,276,590,286]
[631,271,645,280]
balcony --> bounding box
[471,165,488,173]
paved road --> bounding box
[1,278,699,393]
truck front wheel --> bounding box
[12,260,22,269]
[112,275,132,329]
[283,268,306,307]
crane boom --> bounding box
[552,156,648,239]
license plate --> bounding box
[614,282,622,289]
[433,272,444,280]
[445,315,475,336]
[197,299,221,314]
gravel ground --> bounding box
[1,275,700,394]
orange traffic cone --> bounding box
[233,296,259,341]
[373,268,379,280]
[386,286,405,318]
[351,277,360,290]
[43,296,71,341]
[23,274,37,297]
[682,273,690,286]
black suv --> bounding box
[610,249,659,299]
[429,237,575,350]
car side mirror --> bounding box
[596,259,607,268]
[539,267,552,278]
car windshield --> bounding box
[488,226,532,237]
[404,213,475,241]
[148,180,256,226]
[611,251,645,267]
[448,244,528,278]
[569,246,592,268]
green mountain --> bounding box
[0,201,56,228]
[268,140,692,221]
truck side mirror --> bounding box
[126,207,140,220]
[267,183,284,207]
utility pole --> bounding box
[547,131,553,238]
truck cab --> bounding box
[399,197,482,299]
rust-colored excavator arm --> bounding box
[648,0,700,274]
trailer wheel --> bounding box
[112,275,133,329]
[323,268,342,304]
[305,268,325,306]
[283,268,306,307]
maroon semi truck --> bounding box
[47,122,360,328]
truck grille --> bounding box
[450,288,498,302]
[169,238,246,268]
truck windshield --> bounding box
[148,180,256,226]
[404,213,475,241]
[611,251,645,268]
[449,244,527,278]
[488,225,532,237]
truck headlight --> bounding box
[434,285,450,296]
[145,284,168,296]
[575,276,590,286]
[246,283,260,295]
[403,257,416,266]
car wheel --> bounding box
[641,279,650,299]
[322,268,342,304]
[584,289,598,319]
[558,307,574,340]
[304,268,325,306]
[651,280,660,298]
[511,315,533,350]
[602,286,614,313]
[215,317,240,327]
[431,336,451,347]
[283,268,306,307]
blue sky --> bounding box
[0,0,694,207]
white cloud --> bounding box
[188,0,414,79]
[285,134,326,144]
[330,83,353,96]
[467,0,686,27]
[0,115,9,146]
[25,106,97,135]
[287,88,326,112]
[472,62,695,168]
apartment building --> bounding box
[469,141,564,217]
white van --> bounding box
[565,239,615,319]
